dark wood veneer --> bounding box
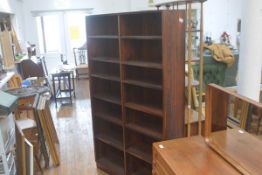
[87,10,185,175]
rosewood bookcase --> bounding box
[87,10,185,175]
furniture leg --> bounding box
[68,74,72,104]
[52,76,57,108]
[72,72,76,98]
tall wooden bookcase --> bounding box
[87,10,185,175]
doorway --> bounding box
[36,11,88,72]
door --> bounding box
[36,11,87,72]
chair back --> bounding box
[73,48,88,66]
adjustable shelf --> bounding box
[92,99,122,123]
[122,60,162,69]
[88,10,185,175]
[120,12,162,36]
[87,35,118,39]
[125,102,162,117]
[126,155,152,175]
[94,118,123,151]
[95,140,124,175]
[126,123,162,140]
[126,154,152,175]
[86,15,118,36]
[94,112,122,126]
[124,65,162,90]
[92,78,121,105]
[93,94,121,105]
[90,61,120,78]
[96,134,123,151]
[126,130,154,164]
[89,57,120,64]
[121,39,162,69]
[126,109,163,140]
[123,79,162,90]
[91,73,120,82]
[121,36,162,40]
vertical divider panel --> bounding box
[86,17,97,161]
[162,11,185,139]
[118,15,127,175]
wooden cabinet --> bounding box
[153,129,262,175]
[153,84,262,175]
[87,10,185,175]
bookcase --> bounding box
[87,10,185,175]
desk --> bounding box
[51,70,75,107]
[153,129,262,175]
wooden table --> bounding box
[153,129,262,175]
[51,67,75,107]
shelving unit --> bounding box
[87,10,185,175]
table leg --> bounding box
[52,76,57,108]
[72,72,76,98]
[68,73,72,104]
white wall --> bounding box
[21,0,130,71]
[0,0,245,50]
[22,0,130,45]
[204,0,243,46]
[128,0,244,47]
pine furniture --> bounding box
[87,10,185,175]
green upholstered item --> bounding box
[193,49,239,92]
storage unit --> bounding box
[87,10,185,175]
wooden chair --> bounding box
[73,47,89,79]
[15,95,45,172]
[15,121,34,175]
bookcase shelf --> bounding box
[123,79,162,90]
[126,130,155,164]
[95,140,124,175]
[121,36,162,40]
[95,112,122,126]
[122,60,162,69]
[86,15,118,36]
[87,35,118,39]
[88,39,119,59]
[90,61,120,78]
[89,57,120,64]
[124,65,162,90]
[91,73,120,82]
[121,39,162,66]
[93,99,122,124]
[120,12,162,36]
[96,133,123,151]
[125,102,162,117]
[126,155,152,175]
[92,78,121,105]
[126,108,163,140]
[93,94,120,105]
[87,10,185,175]
[94,118,123,151]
